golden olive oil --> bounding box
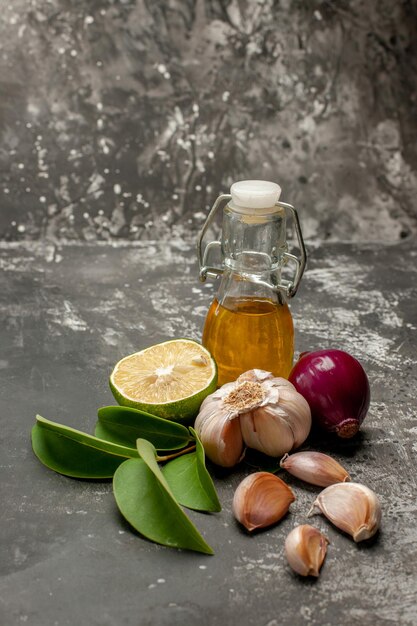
[202,297,294,386]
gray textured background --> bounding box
[1,4,417,625]
[1,0,417,243]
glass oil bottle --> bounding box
[197,180,307,386]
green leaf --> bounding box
[32,415,138,479]
[113,438,214,555]
[95,406,191,451]
[162,428,221,512]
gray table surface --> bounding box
[1,238,416,626]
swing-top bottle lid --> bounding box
[230,180,282,213]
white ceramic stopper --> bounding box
[230,180,282,212]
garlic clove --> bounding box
[280,451,351,487]
[240,406,296,458]
[232,472,295,532]
[194,400,244,468]
[285,525,329,577]
[308,482,381,542]
[276,385,312,449]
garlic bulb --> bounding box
[194,369,311,467]
[308,482,381,542]
[285,525,329,577]
[280,451,350,487]
[232,472,295,532]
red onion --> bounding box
[288,349,370,438]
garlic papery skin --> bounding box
[194,393,244,467]
[232,472,295,532]
[280,451,350,487]
[285,525,329,577]
[308,482,381,542]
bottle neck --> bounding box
[221,204,287,274]
[217,204,288,304]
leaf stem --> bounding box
[157,444,196,462]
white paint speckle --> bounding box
[99,139,110,154]
[48,300,88,332]
[103,328,123,346]
[13,546,27,566]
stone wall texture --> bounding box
[1,0,416,243]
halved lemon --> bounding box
[109,339,217,423]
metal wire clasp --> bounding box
[197,194,231,281]
[197,194,307,298]
[277,201,307,298]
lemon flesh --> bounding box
[110,339,217,423]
